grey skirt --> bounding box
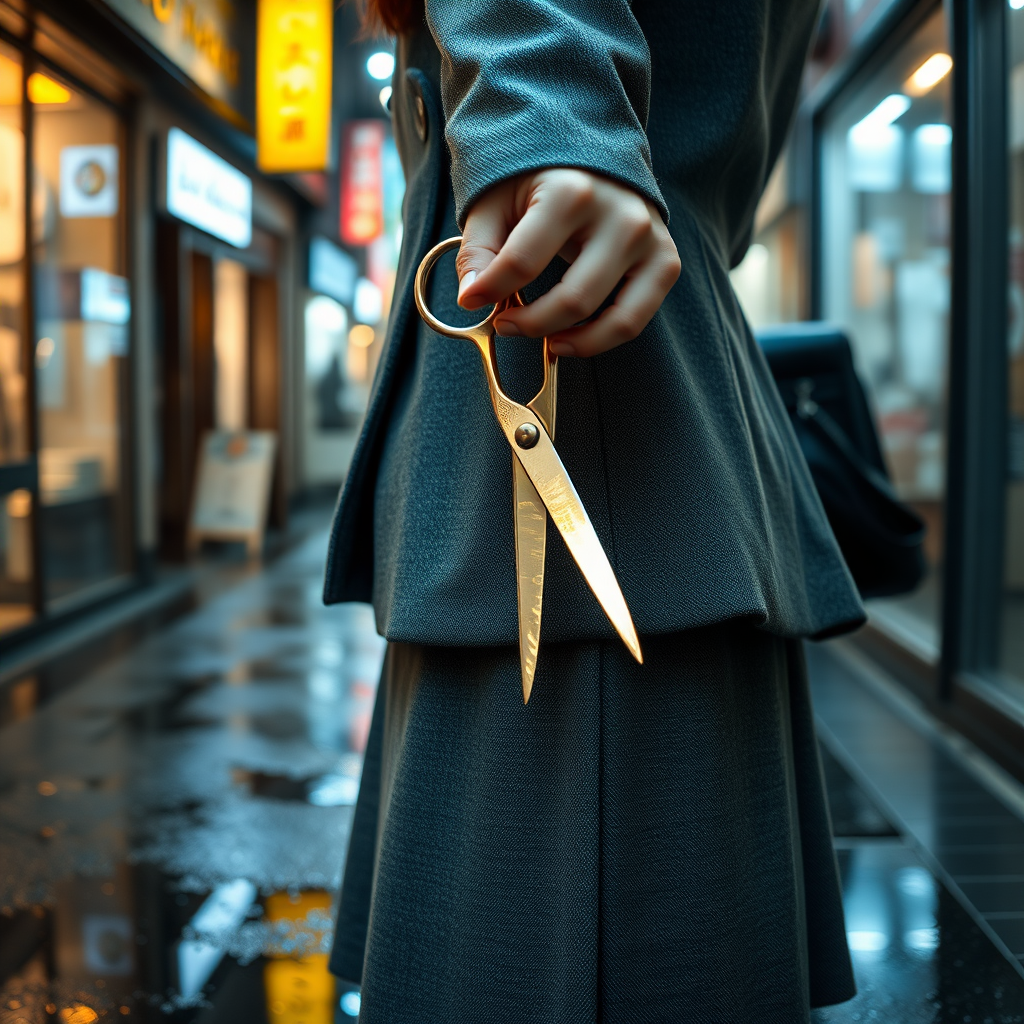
[329,622,856,1022]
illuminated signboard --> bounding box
[340,121,385,246]
[309,237,357,306]
[166,128,252,248]
[256,0,333,172]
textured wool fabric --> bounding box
[329,624,857,1020]
[322,2,867,644]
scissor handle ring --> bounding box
[414,236,501,339]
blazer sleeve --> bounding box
[424,0,669,228]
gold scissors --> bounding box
[414,237,642,703]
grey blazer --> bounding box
[323,0,866,644]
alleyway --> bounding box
[1,531,1024,1023]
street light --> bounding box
[366,51,395,80]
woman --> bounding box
[326,1,866,1020]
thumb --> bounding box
[457,195,508,309]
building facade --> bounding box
[0,0,392,652]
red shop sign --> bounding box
[340,120,386,246]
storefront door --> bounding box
[157,221,283,558]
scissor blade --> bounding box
[514,457,546,703]
[513,436,642,664]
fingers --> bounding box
[547,249,681,358]
[460,192,577,310]
[455,168,681,354]
[456,193,510,310]
[491,224,639,338]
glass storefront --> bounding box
[1004,5,1024,708]
[0,40,31,634]
[0,39,133,638]
[820,7,952,657]
[32,64,132,606]
[304,292,361,486]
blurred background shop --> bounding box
[731,0,1024,785]
[0,0,402,650]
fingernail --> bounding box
[494,318,521,337]
[457,270,477,305]
[550,342,575,356]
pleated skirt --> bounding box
[329,622,856,1022]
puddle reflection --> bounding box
[815,842,1024,1023]
[0,536,384,1022]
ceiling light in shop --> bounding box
[27,72,71,104]
[1012,0,1024,10]
[847,97,911,194]
[858,94,912,129]
[366,51,395,80]
[904,53,952,95]
[380,85,393,110]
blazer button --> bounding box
[414,93,428,142]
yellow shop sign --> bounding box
[256,0,333,173]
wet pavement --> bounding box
[1,534,384,1023]
[1,530,1023,1022]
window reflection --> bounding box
[31,67,132,606]
[821,9,952,653]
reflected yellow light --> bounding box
[28,72,70,104]
[263,891,334,1024]
[904,53,952,96]
[264,956,334,1024]
[28,72,72,104]
[348,324,375,349]
[61,1007,99,1024]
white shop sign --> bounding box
[167,127,252,248]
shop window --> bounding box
[820,8,951,655]
[0,41,33,635]
[303,294,360,485]
[1003,5,1024,709]
[31,67,131,606]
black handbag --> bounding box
[756,322,926,600]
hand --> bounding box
[456,168,680,357]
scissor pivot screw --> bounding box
[514,423,539,449]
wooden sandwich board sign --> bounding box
[188,431,277,558]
